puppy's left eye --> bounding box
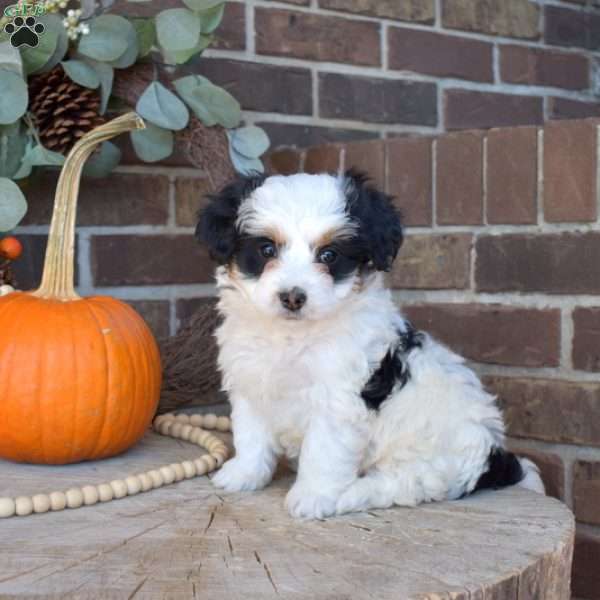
[260,242,277,259]
[317,248,338,264]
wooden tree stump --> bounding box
[0,432,574,599]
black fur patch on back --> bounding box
[361,322,423,411]
[473,447,524,492]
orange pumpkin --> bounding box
[0,114,162,465]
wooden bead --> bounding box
[202,455,218,472]
[110,480,128,499]
[216,416,231,432]
[97,484,114,502]
[0,497,16,518]
[66,488,84,509]
[189,429,202,445]
[193,458,208,476]
[212,451,227,467]
[203,414,217,429]
[159,421,172,436]
[148,470,164,488]
[159,466,175,485]
[32,494,51,514]
[49,491,67,511]
[15,496,34,516]
[161,413,176,421]
[82,485,99,505]
[138,473,153,492]
[153,415,170,427]
[181,461,196,478]
[189,414,203,427]
[170,422,183,438]
[175,414,190,424]
[170,463,185,481]
[180,424,193,441]
[125,476,142,495]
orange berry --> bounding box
[0,237,23,260]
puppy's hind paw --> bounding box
[210,458,272,492]
[285,483,338,520]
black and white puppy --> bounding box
[197,170,544,519]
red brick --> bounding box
[436,131,483,225]
[476,233,600,294]
[266,149,303,175]
[319,0,434,23]
[389,29,493,82]
[193,58,312,116]
[386,137,432,227]
[255,8,381,66]
[174,177,211,227]
[22,172,169,226]
[213,2,245,50]
[259,122,378,150]
[304,144,342,175]
[11,234,78,291]
[549,97,600,120]
[404,304,560,368]
[483,376,600,447]
[545,5,600,50]
[319,72,437,126]
[442,0,540,39]
[127,300,171,340]
[264,0,309,4]
[486,126,538,225]
[573,533,600,599]
[573,308,600,372]
[391,234,471,290]
[344,141,385,188]
[91,235,213,286]
[505,445,565,500]
[445,90,544,131]
[543,120,598,223]
[500,45,589,90]
[573,461,600,525]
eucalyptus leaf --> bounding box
[0,126,26,178]
[132,18,155,57]
[173,75,240,128]
[21,15,59,74]
[13,142,64,179]
[229,146,264,176]
[0,178,27,232]
[61,60,100,89]
[130,123,173,162]
[109,18,138,69]
[182,0,223,11]
[200,3,224,34]
[0,41,22,75]
[0,69,28,125]
[155,8,200,53]
[78,14,131,62]
[161,34,211,65]
[230,126,270,159]
[87,60,113,114]
[38,14,69,73]
[83,141,121,177]
[136,81,189,131]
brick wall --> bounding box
[268,117,600,600]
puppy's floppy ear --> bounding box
[343,168,403,272]
[196,173,266,264]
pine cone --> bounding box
[28,65,105,155]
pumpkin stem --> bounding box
[32,113,145,300]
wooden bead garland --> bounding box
[0,412,231,519]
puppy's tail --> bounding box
[473,448,545,495]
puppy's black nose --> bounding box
[279,287,307,312]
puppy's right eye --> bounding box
[260,242,277,259]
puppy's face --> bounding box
[197,170,402,321]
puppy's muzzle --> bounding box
[278,287,307,312]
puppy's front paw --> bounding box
[211,457,272,492]
[285,483,338,519]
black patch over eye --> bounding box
[317,248,337,264]
[260,242,277,259]
[316,239,369,282]
[235,237,277,278]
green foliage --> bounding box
[131,123,174,162]
[0,178,27,232]
[156,8,201,54]
[0,69,28,125]
[137,81,189,131]
[230,126,270,159]
[61,60,100,89]
[13,143,65,180]
[87,60,114,115]
[0,123,26,179]
[182,0,224,11]
[21,14,65,74]
[83,141,121,177]
[78,15,131,62]
[132,19,156,58]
